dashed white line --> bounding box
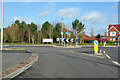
[112,61,120,66]
[105,54,111,59]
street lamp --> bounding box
[1,0,4,50]
[61,18,63,45]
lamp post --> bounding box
[61,18,63,45]
[1,0,4,50]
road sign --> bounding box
[68,39,71,42]
[71,38,74,42]
[94,40,98,53]
[94,40,98,45]
[100,36,107,41]
[66,38,69,42]
[66,32,69,35]
[57,38,61,41]
[62,38,64,42]
[64,38,66,42]
[61,31,63,35]
[76,39,79,42]
[100,38,107,41]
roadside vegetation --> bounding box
[2,19,85,45]
[1,19,119,46]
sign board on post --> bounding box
[66,32,69,35]
[66,38,69,42]
[76,39,79,42]
[43,39,53,43]
[94,40,98,53]
[71,38,74,42]
[100,36,107,41]
[62,38,65,42]
[61,31,63,35]
[57,38,61,41]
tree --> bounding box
[72,19,85,46]
[53,23,62,40]
[90,27,94,39]
[15,20,20,26]
[42,21,52,38]
[3,28,9,43]
[31,22,37,44]
[27,24,31,43]
[78,30,85,44]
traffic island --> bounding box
[3,48,25,50]
[53,45,82,48]
[0,49,38,79]
[94,53,103,56]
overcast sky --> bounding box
[0,2,119,36]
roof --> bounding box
[63,28,73,34]
[108,25,120,31]
[84,34,91,40]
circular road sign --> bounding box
[66,32,69,35]
[94,40,98,45]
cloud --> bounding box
[37,2,55,17]
[44,2,56,10]
[81,11,108,36]
[11,17,34,24]
[111,3,118,9]
[81,11,105,24]
[38,11,50,17]
[56,8,81,18]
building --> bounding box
[108,25,120,41]
[63,27,73,37]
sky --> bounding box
[0,2,119,36]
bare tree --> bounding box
[90,27,94,39]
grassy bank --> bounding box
[3,42,119,46]
[3,48,25,50]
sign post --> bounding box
[61,31,63,45]
[66,32,69,47]
[112,37,114,45]
[94,40,98,53]
[59,38,60,45]
[64,38,65,47]
[59,38,61,45]
[118,37,120,46]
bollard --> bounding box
[94,40,98,53]
[64,42,65,47]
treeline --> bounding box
[2,19,85,44]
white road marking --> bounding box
[112,61,120,66]
[103,50,106,53]
[105,54,111,59]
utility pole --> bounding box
[1,0,4,50]
[61,18,63,45]
[76,27,78,46]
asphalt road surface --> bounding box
[9,46,119,78]
[81,46,119,62]
[100,47,119,62]
[2,50,31,72]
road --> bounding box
[100,47,119,62]
[7,46,118,78]
[2,50,31,72]
[81,46,119,62]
